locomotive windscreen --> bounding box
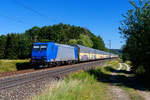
[33,45,47,51]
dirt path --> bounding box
[138,90,150,100]
[124,63,130,71]
[123,63,150,100]
[111,85,131,100]
[109,63,131,100]
[117,63,123,70]
[103,61,150,100]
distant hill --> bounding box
[110,49,122,55]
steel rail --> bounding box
[0,59,107,90]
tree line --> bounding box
[120,0,150,82]
[0,23,108,59]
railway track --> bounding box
[0,61,102,78]
[0,59,109,90]
[0,59,115,100]
[0,69,35,78]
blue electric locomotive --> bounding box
[31,42,118,68]
[31,42,78,68]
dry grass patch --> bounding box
[0,59,30,72]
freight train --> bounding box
[31,42,118,68]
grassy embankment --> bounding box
[32,70,113,100]
[0,59,30,72]
[32,59,144,100]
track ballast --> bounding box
[0,59,113,100]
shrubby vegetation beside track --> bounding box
[120,0,150,83]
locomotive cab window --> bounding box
[33,45,40,48]
[33,45,47,51]
[33,45,40,51]
[41,45,47,50]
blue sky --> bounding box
[0,0,132,49]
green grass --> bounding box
[32,59,144,100]
[105,59,120,69]
[32,70,113,100]
[121,63,126,70]
[125,61,132,65]
[0,59,30,72]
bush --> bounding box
[119,0,150,82]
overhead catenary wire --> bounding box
[0,0,57,27]
[0,13,31,26]
[12,0,49,18]
[12,0,58,23]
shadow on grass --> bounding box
[16,62,33,70]
[87,66,150,91]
